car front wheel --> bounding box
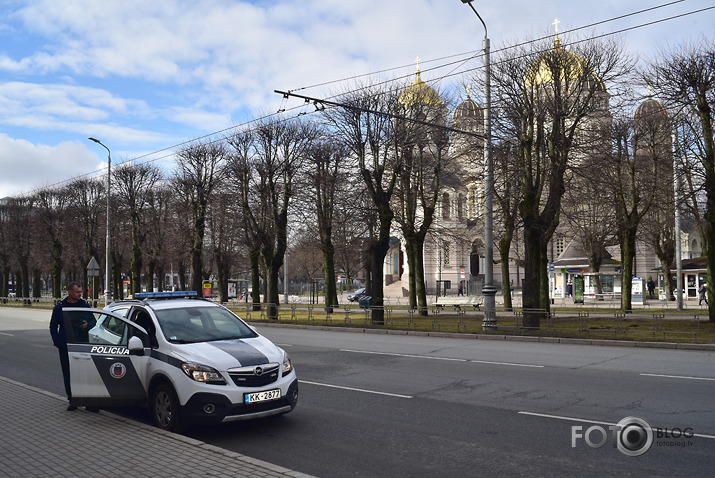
[151,383,184,433]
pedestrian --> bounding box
[566,280,573,298]
[647,278,656,299]
[49,282,92,411]
[458,282,464,296]
[698,283,708,306]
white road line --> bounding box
[301,380,413,399]
[518,411,715,440]
[470,359,544,368]
[640,373,715,382]
[0,332,13,336]
[341,349,544,367]
[341,349,466,362]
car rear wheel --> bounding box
[151,383,184,433]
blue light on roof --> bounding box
[135,291,198,299]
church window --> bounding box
[442,193,450,219]
[443,241,451,267]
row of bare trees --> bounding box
[0,34,711,325]
[483,34,714,324]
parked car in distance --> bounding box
[347,288,367,302]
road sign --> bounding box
[87,257,100,277]
[460,269,465,279]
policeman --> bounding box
[49,282,91,411]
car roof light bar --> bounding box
[135,291,199,300]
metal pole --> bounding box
[461,0,497,329]
[673,133,683,310]
[88,137,112,306]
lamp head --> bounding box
[88,137,101,144]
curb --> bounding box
[248,321,715,351]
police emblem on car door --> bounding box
[63,308,150,407]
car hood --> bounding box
[169,336,283,370]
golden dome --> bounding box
[453,96,483,122]
[525,39,606,92]
[398,69,444,108]
[634,97,667,121]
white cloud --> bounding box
[0,0,712,197]
[0,134,104,198]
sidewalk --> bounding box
[0,376,315,478]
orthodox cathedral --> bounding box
[383,30,704,303]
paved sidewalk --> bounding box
[0,376,315,478]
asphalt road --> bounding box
[1,307,713,477]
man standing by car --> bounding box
[49,282,91,410]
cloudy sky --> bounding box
[0,0,713,198]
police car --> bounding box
[62,291,298,432]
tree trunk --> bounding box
[249,247,262,311]
[412,240,428,316]
[405,240,417,310]
[52,239,63,299]
[32,269,41,299]
[499,236,513,311]
[322,246,338,312]
[620,227,637,311]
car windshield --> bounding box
[153,306,257,343]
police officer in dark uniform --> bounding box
[49,282,91,411]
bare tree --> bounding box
[226,130,262,310]
[66,178,105,296]
[36,187,69,298]
[206,189,242,302]
[229,117,316,318]
[6,196,34,298]
[324,83,400,324]
[489,33,630,326]
[610,116,662,310]
[393,82,451,315]
[175,140,227,294]
[302,140,350,311]
[645,38,715,320]
[114,162,162,294]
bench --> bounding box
[432,296,483,312]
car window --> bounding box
[111,306,130,318]
[95,316,127,344]
[154,306,257,343]
[129,309,158,348]
[64,310,146,346]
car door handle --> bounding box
[72,354,92,360]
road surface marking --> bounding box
[341,349,543,367]
[0,332,13,336]
[470,359,543,368]
[519,411,715,440]
[301,380,413,399]
[342,349,466,362]
[640,373,715,382]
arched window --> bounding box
[443,241,451,267]
[457,193,464,219]
[442,192,450,219]
[467,184,483,220]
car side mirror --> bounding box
[128,336,144,356]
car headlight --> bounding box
[181,362,226,385]
[282,352,293,377]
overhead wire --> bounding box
[13,1,713,197]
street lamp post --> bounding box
[461,0,497,329]
[88,137,113,306]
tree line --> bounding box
[0,33,712,325]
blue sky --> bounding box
[0,0,713,198]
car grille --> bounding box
[228,364,279,387]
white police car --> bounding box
[63,291,297,432]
